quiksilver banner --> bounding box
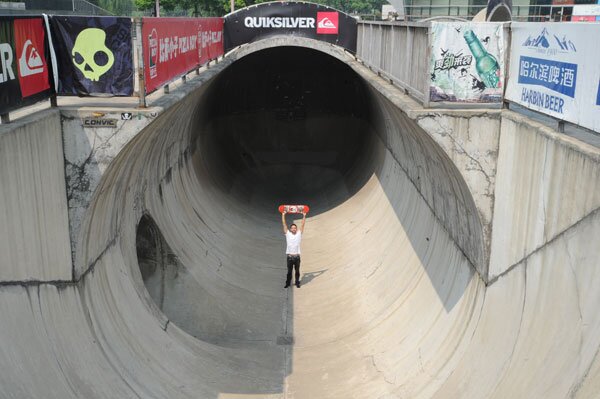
[224,2,357,53]
[49,16,133,96]
[0,16,53,114]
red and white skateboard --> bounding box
[278,205,310,214]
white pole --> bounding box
[155,0,160,17]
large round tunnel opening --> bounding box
[194,46,378,213]
[128,42,486,397]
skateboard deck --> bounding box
[279,205,310,214]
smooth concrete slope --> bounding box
[0,38,599,399]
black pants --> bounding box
[286,255,301,285]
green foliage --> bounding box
[98,0,136,14]
[135,0,390,17]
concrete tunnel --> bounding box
[5,39,600,399]
[131,44,484,354]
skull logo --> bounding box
[71,28,114,82]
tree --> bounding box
[136,0,227,15]
[135,0,390,17]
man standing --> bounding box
[282,210,306,288]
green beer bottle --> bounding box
[463,29,500,89]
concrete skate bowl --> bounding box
[57,41,600,399]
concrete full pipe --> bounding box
[0,38,599,399]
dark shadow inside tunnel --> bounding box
[194,46,378,214]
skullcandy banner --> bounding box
[0,16,53,115]
[142,17,223,95]
[429,22,505,103]
[224,2,357,53]
[49,16,133,96]
[505,23,600,132]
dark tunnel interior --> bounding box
[193,46,379,213]
[137,46,384,343]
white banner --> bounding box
[429,22,506,103]
[505,23,600,132]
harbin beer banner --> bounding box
[49,16,133,96]
[0,16,52,114]
[429,22,505,103]
[505,23,600,132]
[224,2,357,53]
[142,17,223,95]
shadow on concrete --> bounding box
[300,270,327,286]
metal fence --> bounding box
[392,4,584,22]
[357,21,430,103]
[0,0,112,15]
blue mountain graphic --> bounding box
[523,28,550,48]
[554,35,577,52]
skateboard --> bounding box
[278,205,310,214]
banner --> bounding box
[49,16,133,96]
[429,22,505,103]
[505,23,600,132]
[142,17,223,95]
[571,4,600,21]
[224,2,357,53]
[0,16,52,114]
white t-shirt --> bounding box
[285,231,302,255]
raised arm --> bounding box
[282,211,288,234]
[300,212,306,233]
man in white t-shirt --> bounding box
[282,210,306,288]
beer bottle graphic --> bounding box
[463,30,500,89]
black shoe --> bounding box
[295,282,301,288]
[284,283,290,288]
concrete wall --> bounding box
[355,54,500,280]
[488,111,600,281]
[0,110,71,282]
[61,108,160,263]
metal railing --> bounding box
[0,0,112,16]
[393,4,584,22]
[357,21,430,102]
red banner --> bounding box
[13,18,50,98]
[142,17,224,95]
[1,16,53,115]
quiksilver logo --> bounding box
[318,18,336,29]
[244,16,315,29]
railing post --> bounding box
[405,25,412,85]
[422,23,432,108]
[389,24,395,81]
[134,17,147,108]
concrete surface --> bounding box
[0,109,72,281]
[0,37,599,399]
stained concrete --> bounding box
[0,37,599,399]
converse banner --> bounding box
[224,2,357,53]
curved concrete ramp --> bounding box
[1,41,600,399]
